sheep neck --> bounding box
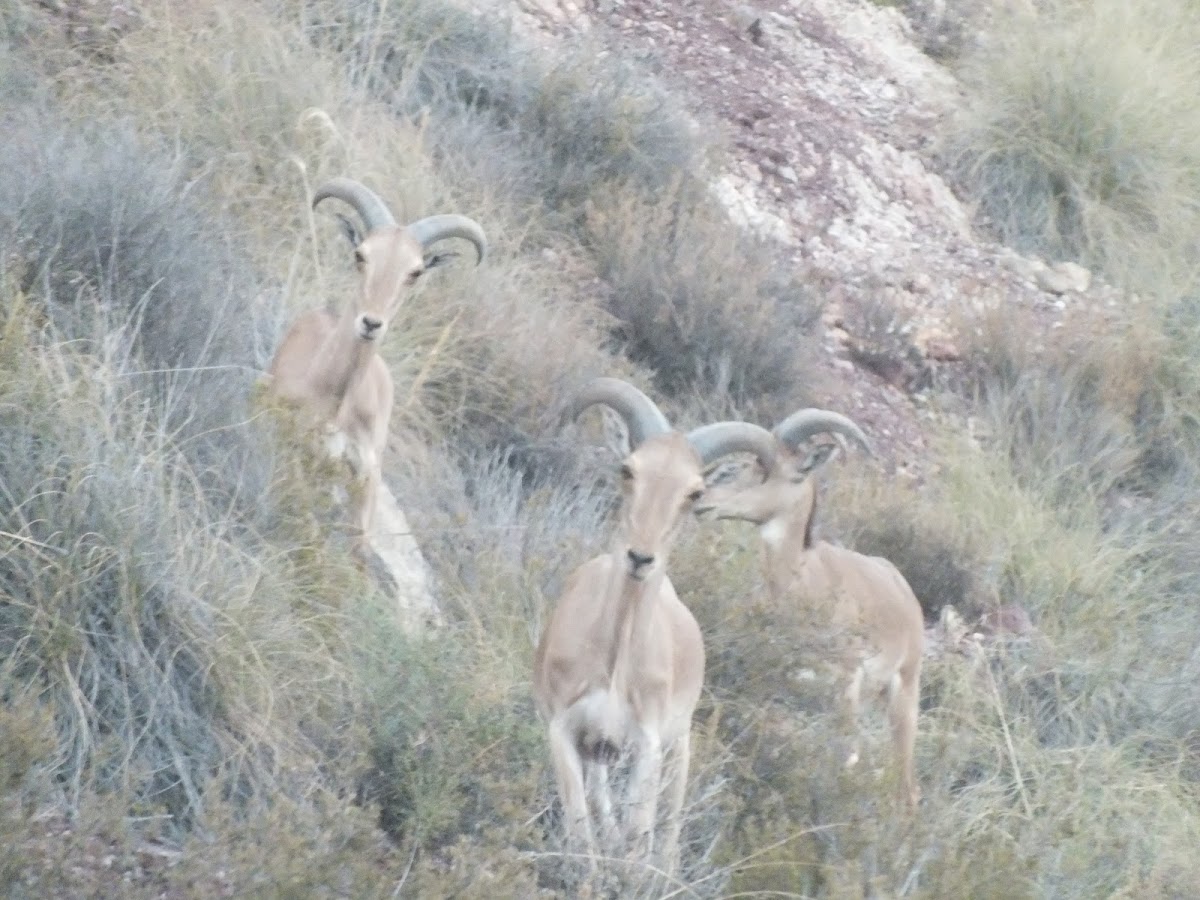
[603,555,665,699]
[312,307,377,415]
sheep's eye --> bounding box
[619,464,634,482]
[407,268,423,284]
[688,489,704,503]
[353,249,366,265]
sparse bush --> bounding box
[359,624,543,847]
[945,0,1200,293]
[897,0,991,61]
[840,497,980,622]
[352,451,576,843]
[291,0,708,229]
[166,791,404,898]
[842,287,927,392]
[586,182,824,417]
[392,444,612,610]
[3,766,406,898]
[384,250,627,473]
[961,301,1194,504]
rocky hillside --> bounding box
[475,0,1116,478]
[5,0,1200,896]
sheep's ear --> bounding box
[423,249,459,270]
[599,407,633,460]
[705,458,750,487]
[335,213,362,248]
[795,442,840,477]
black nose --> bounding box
[360,316,383,334]
[627,549,655,572]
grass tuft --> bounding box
[587,182,824,416]
[945,0,1200,294]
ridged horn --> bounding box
[685,421,778,470]
[406,214,488,265]
[773,408,873,455]
[564,377,671,449]
[312,177,397,233]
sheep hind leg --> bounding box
[841,665,865,770]
[888,667,921,811]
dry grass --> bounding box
[677,501,1200,896]
[0,102,272,458]
[286,0,708,226]
[2,0,1200,895]
[0,278,377,817]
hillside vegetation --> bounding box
[2,0,1199,896]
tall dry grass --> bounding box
[2,0,1200,895]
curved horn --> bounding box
[685,421,778,470]
[406,214,488,265]
[564,377,670,449]
[313,177,397,233]
[773,408,873,456]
